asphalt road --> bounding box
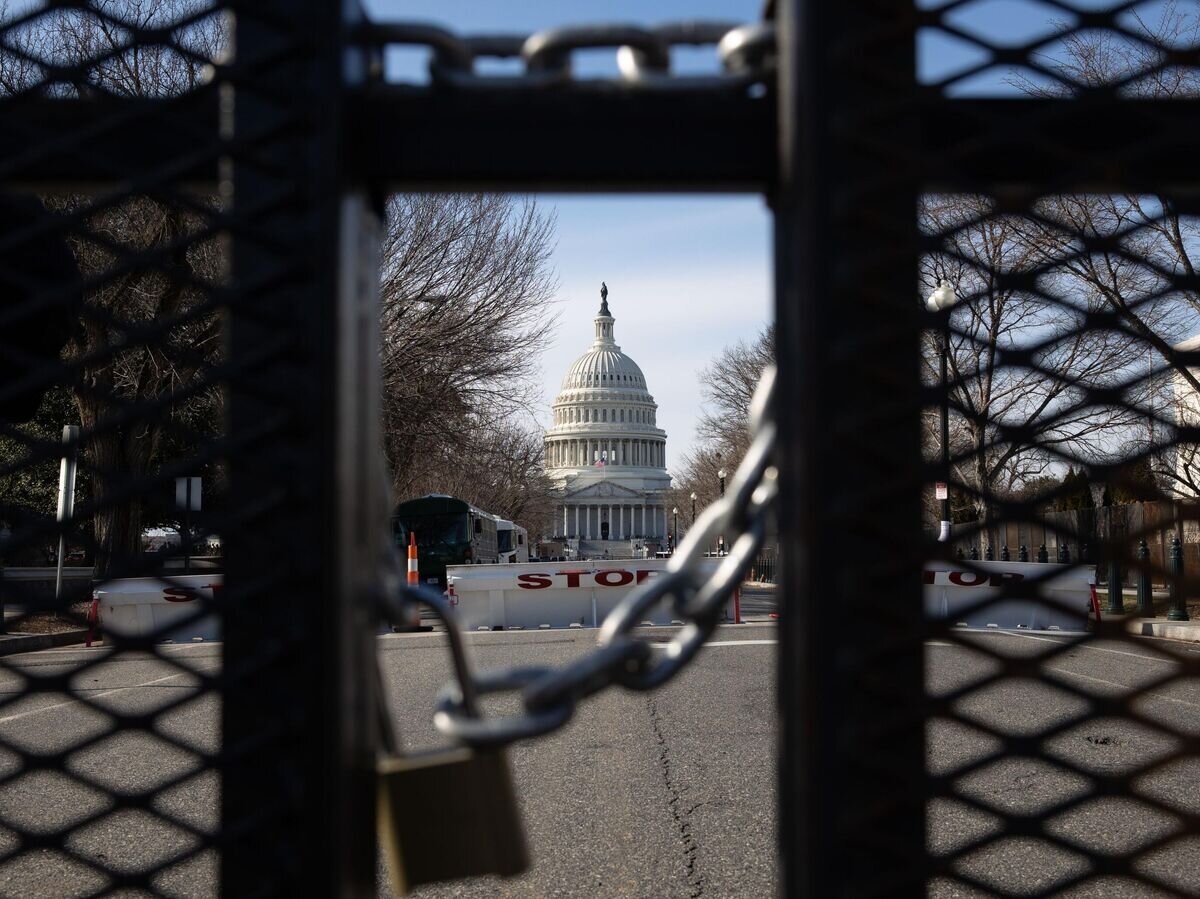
[0,619,1194,897]
[381,625,778,899]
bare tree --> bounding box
[671,326,775,524]
[694,324,775,461]
[0,1,226,576]
[400,420,557,535]
[380,194,559,532]
[922,193,1148,523]
[1009,1,1200,498]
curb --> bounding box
[1128,619,1200,643]
[0,629,91,657]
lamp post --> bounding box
[717,467,727,555]
[926,280,957,543]
[672,507,678,554]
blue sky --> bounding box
[362,0,1150,468]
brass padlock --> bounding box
[376,581,528,895]
[378,745,528,894]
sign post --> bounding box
[54,425,80,608]
[176,476,201,574]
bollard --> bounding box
[985,544,993,561]
[969,545,978,561]
[1107,555,1123,615]
[1019,544,1028,563]
[1136,539,1152,617]
[1001,544,1010,562]
[1037,543,1048,563]
[1167,535,1189,622]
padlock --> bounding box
[378,745,529,894]
[376,571,529,893]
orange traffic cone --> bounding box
[407,532,419,588]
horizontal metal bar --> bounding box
[0,95,223,192]
[920,98,1200,203]
[348,84,777,193]
[2,95,1200,196]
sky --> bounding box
[361,0,1154,469]
[364,0,772,472]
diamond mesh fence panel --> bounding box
[0,2,268,895]
[918,2,1200,895]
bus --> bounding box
[392,495,499,589]
[495,519,529,563]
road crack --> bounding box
[647,695,705,899]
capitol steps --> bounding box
[573,538,664,560]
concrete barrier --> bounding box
[925,561,1095,632]
[95,575,221,642]
[446,559,739,631]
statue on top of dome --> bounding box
[599,281,610,315]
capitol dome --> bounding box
[543,285,672,549]
[560,331,649,392]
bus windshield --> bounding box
[395,514,468,549]
[497,529,513,554]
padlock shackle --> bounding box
[387,583,481,717]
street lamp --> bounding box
[925,280,957,543]
[690,491,696,528]
[717,467,727,555]
[672,507,678,554]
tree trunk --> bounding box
[77,397,151,580]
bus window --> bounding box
[395,514,469,549]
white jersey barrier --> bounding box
[925,561,1096,632]
[94,575,222,643]
[446,559,740,631]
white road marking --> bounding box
[995,630,1180,665]
[1041,666,1200,709]
[0,669,203,725]
[647,639,777,648]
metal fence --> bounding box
[0,1,1196,897]
[0,1,377,894]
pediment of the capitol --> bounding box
[563,481,648,500]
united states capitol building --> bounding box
[543,286,671,556]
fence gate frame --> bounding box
[4,0,1199,895]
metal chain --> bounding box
[381,366,778,750]
[356,20,777,90]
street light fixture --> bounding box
[717,467,727,555]
[925,279,957,543]
[690,491,696,528]
[672,507,678,554]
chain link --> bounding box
[356,20,777,90]
[383,366,778,750]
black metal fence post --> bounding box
[776,3,925,895]
[222,2,380,895]
[1167,535,1189,622]
[1137,539,1153,617]
[1107,556,1124,615]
